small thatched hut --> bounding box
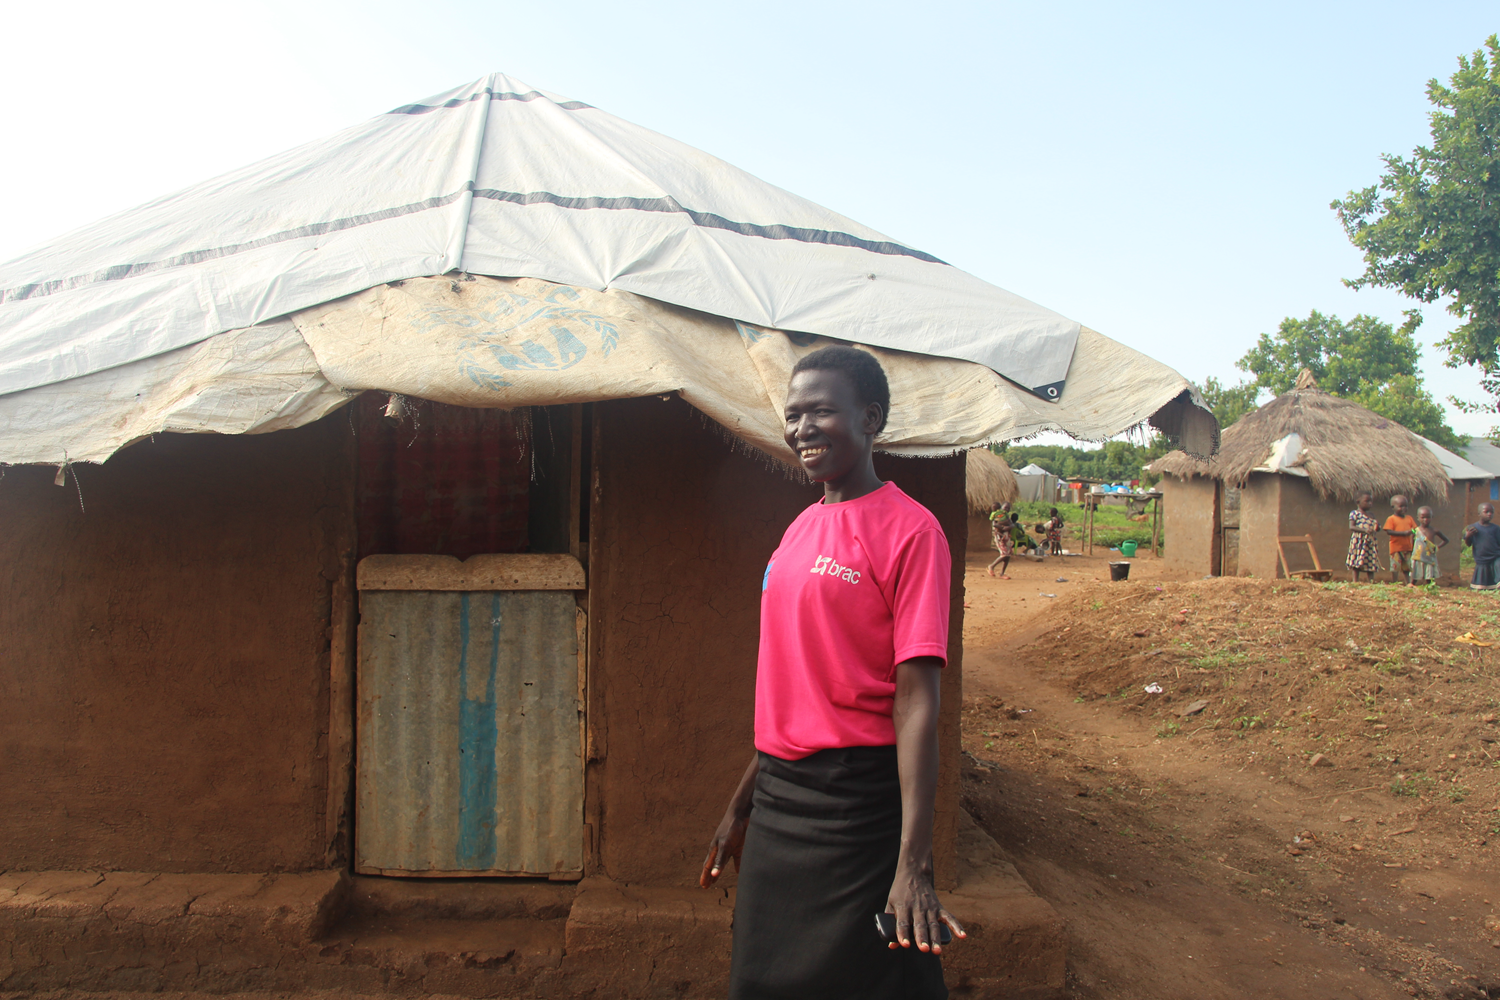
[965,448,1019,552]
[1150,371,1491,580]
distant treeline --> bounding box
[997,438,1170,485]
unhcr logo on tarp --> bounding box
[452,284,622,389]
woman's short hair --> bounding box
[790,346,891,433]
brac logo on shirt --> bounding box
[810,554,861,585]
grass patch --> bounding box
[1191,650,1248,670]
[1390,772,1435,798]
[1010,499,1156,550]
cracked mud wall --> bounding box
[587,396,965,888]
[0,419,350,872]
[1159,477,1217,578]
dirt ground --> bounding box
[961,540,1500,999]
[15,541,1500,1000]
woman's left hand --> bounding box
[885,859,965,954]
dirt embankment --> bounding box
[960,557,1500,1000]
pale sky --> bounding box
[2,1,1496,434]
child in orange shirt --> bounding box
[1383,495,1418,584]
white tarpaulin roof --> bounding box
[1422,437,1491,482]
[0,73,1217,467]
[1463,437,1500,477]
[1015,463,1053,476]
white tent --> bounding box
[1014,463,1059,503]
[0,73,1216,467]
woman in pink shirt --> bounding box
[700,346,963,999]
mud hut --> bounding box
[0,74,1214,995]
[964,449,1019,552]
[1150,371,1488,581]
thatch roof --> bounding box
[966,448,1019,511]
[1148,370,1450,502]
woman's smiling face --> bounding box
[783,368,882,483]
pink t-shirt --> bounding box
[754,481,951,760]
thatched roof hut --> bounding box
[966,448,1019,511]
[1149,370,1449,502]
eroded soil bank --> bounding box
[961,549,1500,999]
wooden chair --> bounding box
[1277,535,1332,581]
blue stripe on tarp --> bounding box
[2,193,948,305]
[456,593,499,869]
[0,190,470,304]
[388,88,594,115]
[0,190,943,305]
[470,189,946,263]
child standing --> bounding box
[1346,492,1380,583]
[1045,508,1064,556]
[1409,506,1448,586]
[1383,495,1418,584]
[987,502,1012,579]
[1465,502,1500,590]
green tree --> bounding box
[1332,35,1500,403]
[1198,376,1260,429]
[1238,310,1420,396]
[1234,310,1465,452]
[998,436,1171,484]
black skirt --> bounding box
[729,746,947,1000]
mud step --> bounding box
[343,874,575,921]
[312,914,568,997]
[0,825,1065,999]
[303,877,576,996]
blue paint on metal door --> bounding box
[356,585,584,876]
[455,593,500,869]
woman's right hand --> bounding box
[700,752,761,888]
[699,808,749,887]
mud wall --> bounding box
[1271,480,1354,579]
[1460,480,1493,547]
[1419,487,1471,582]
[0,420,350,872]
[587,397,966,888]
[1235,474,1283,580]
[1158,477,1216,578]
[1277,478,1467,582]
[968,512,996,554]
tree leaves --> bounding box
[1231,310,1466,453]
[1333,35,1500,382]
[1198,376,1260,430]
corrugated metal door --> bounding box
[356,557,584,877]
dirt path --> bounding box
[959,550,1500,1000]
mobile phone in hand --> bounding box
[874,912,953,945]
